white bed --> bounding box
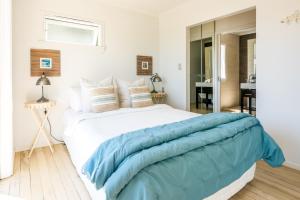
[63,104,255,200]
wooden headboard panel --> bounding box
[30,49,61,77]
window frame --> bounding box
[44,15,104,47]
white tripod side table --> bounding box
[25,100,56,158]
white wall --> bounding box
[256,0,300,170]
[13,0,158,151]
[0,0,13,179]
[159,0,300,169]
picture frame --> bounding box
[137,55,152,75]
[141,61,149,70]
[40,58,53,69]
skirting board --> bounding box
[284,161,300,171]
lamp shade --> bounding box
[151,73,162,83]
[36,73,51,86]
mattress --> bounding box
[63,104,255,200]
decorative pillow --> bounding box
[129,86,153,108]
[88,86,119,112]
[68,86,82,112]
[117,78,145,108]
[80,77,118,112]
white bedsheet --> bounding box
[63,104,255,200]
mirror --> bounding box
[203,38,213,82]
[239,34,256,83]
[247,38,256,79]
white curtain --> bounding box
[0,0,13,179]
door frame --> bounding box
[186,7,256,113]
[213,33,221,112]
[215,28,256,113]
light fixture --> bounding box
[281,10,300,24]
[150,73,162,93]
[36,72,51,103]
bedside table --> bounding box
[25,100,56,158]
[152,92,167,104]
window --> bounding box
[44,16,103,46]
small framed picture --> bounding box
[141,61,149,70]
[40,58,52,69]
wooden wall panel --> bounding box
[136,55,152,75]
[31,49,61,77]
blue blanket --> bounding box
[82,112,284,200]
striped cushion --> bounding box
[117,78,145,108]
[88,86,119,112]
[129,86,153,108]
[80,77,115,112]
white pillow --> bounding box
[68,87,82,112]
[117,78,145,108]
[80,77,114,112]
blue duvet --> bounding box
[82,112,285,200]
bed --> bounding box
[63,104,283,200]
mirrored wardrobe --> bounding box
[188,9,256,116]
[189,21,215,114]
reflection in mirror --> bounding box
[247,38,256,83]
[190,37,214,114]
[189,21,215,115]
[238,34,256,116]
[203,38,213,83]
[239,34,256,84]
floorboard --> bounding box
[0,144,299,200]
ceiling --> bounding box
[97,0,188,16]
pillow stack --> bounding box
[71,77,154,113]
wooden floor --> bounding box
[1,144,300,200]
[190,103,214,114]
[190,103,257,116]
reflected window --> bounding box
[221,45,226,80]
[247,39,256,77]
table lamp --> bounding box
[36,72,51,103]
[150,73,162,93]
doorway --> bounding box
[188,8,256,115]
[219,32,256,115]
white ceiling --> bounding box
[97,0,188,16]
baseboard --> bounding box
[284,161,300,171]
